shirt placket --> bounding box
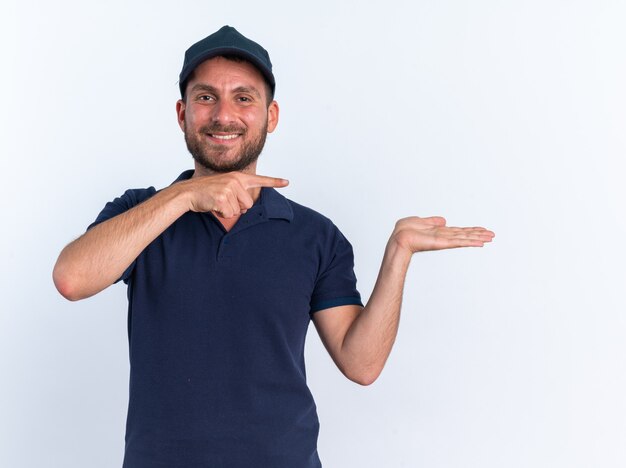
[215,206,268,263]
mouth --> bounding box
[209,133,240,140]
[205,132,243,144]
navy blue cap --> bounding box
[179,25,275,97]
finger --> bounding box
[234,185,255,212]
[448,227,495,236]
[448,231,494,242]
[213,192,238,218]
[213,205,234,218]
[450,228,494,235]
[468,229,495,239]
[244,174,290,189]
[226,192,241,218]
[442,238,488,249]
[210,192,230,218]
[464,227,495,236]
[463,233,494,242]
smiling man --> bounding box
[53,26,494,468]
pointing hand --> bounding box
[180,172,289,218]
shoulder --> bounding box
[282,196,353,250]
[112,169,192,207]
[117,186,158,205]
[87,186,157,230]
[261,187,338,231]
[285,197,337,230]
[101,186,159,213]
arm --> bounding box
[52,172,288,301]
[312,216,495,386]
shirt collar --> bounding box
[259,185,293,221]
[171,170,293,222]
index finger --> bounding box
[243,174,290,189]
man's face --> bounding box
[176,56,279,174]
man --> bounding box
[53,26,494,468]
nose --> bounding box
[210,99,236,125]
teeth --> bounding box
[210,134,239,140]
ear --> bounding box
[267,100,279,133]
[176,99,186,132]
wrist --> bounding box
[160,181,194,215]
[384,235,413,269]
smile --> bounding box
[208,133,241,140]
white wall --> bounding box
[2,1,625,467]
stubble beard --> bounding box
[184,120,268,173]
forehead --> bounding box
[187,56,266,92]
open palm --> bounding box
[393,216,495,253]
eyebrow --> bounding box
[189,83,262,99]
[189,84,218,95]
[232,86,262,98]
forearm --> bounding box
[340,238,412,384]
[53,172,290,301]
[53,184,190,301]
[316,216,494,385]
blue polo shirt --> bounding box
[88,170,362,468]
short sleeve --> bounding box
[86,187,156,285]
[309,225,363,314]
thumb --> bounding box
[422,216,447,226]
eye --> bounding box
[198,95,215,102]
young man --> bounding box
[53,26,494,468]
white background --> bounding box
[2,1,625,467]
